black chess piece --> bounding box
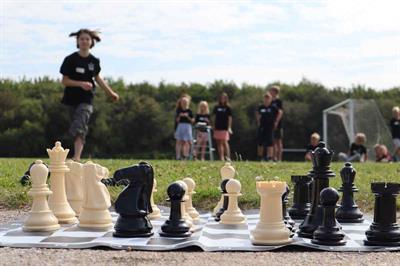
[364,182,400,246]
[289,175,312,219]
[312,187,346,246]
[282,184,296,232]
[160,182,192,238]
[298,142,335,238]
[336,163,364,223]
[113,162,154,237]
[101,177,130,186]
[215,179,230,222]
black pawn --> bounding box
[312,187,346,246]
[298,142,336,238]
[289,175,312,219]
[282,184,296,231]
[160,182,192,238]
[215,179,230,222]
[364,182,400,246]
[336,163,364,223]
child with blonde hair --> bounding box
[194,101,211,160]
[338,133,368,162]
[174,95,194,160]
[305,133,320,161]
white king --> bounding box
[47,141,77,224]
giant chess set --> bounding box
[0,141,399,252]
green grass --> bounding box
[0,158,399,211]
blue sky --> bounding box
[1,0,399,89]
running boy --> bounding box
[60,29,119,161]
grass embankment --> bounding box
[0,158,399,211]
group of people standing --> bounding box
[174,86,284,161]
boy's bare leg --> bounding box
[277,139,283,161]
[267,146,274,160]
[73,135,84,161]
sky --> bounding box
[1,0,399,89]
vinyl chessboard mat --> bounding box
[0,209,399,252]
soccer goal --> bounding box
[323,99,392,161]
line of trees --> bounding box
[0,77,399,160]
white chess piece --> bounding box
[251,181,292,245]
[23,160,60,232]
[65,160,84,216]
[182,177,200,220]
[213,162,236,216]
[47,141,77,224]
[78,162,113,229]
[220,179,246,225]
[148,179,161,220]
[177,180,193,229]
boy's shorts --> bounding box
[68,103,93,142]
[393,138,400,149]
[258,127,274,147]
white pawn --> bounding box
[65,160,84,216]
[183,177,200,221]
[220,179,246,225]
[23,160,60,232]
[78,162,112,229]
[177,181,193,229]
[251,181,292,245]
[148,179,161,220]
[213,162,236,216]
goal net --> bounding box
[323,99,392,161]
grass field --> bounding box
[0,158,399,211]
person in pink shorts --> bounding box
[213,92,233,161]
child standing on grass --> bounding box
[338,133,368,162]
[194,101,211,161]
[60,29,119,161]
[256,92,281,161]
[269,85,284,162]
[213,92,233,161]
[390,106,400,162]
[175,95,194,160]
[305,133,320,161]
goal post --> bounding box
[323,99,392,161]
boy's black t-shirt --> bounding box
[390,118,400,138]
[60,52,101,106]
[258,104,278,129]
[176,108,193,124]
[271,98,283,129]
[195,114,210,125]
[213,105,232,130]
[350,143,367,156]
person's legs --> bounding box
[347,153,361,162]
[73,135,84,161]
[224,140,231,160]
[277,138,283,161]
[217,140,224,160]
[175,140,182,160]
[338,152,348,161]
[199,137,207,160]
[257,145,264,159]
[267,146,274,160]
[182,141,190,159]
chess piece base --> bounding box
[364,224,400,246]
[159,231,192,238]
[220,211,246,225]
[288,206,310,220]
[337,217,364,223]
[364,239,400,247]
[312,239,347,246]
[187,208,200,221]
[23,211,60,232]
[251,222,293,245]
[113,214,153,238]
[50,203,77,224]
[79,209,113,229]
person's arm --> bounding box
[256,111,260,126]
[274,109,283,130]
[62,75,93,91]
[228,116,233,133]
[305,152,312,161]
[95,75,119,101]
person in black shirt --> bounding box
[338,133,368,162]
[213,92,233,161]
[60,29,119,161]
[174,95,194,160]
[390,106,400,162]
[256,92,281,161]
[305,132,320,161]
[269,85,284,161]
[194,101,211,160]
